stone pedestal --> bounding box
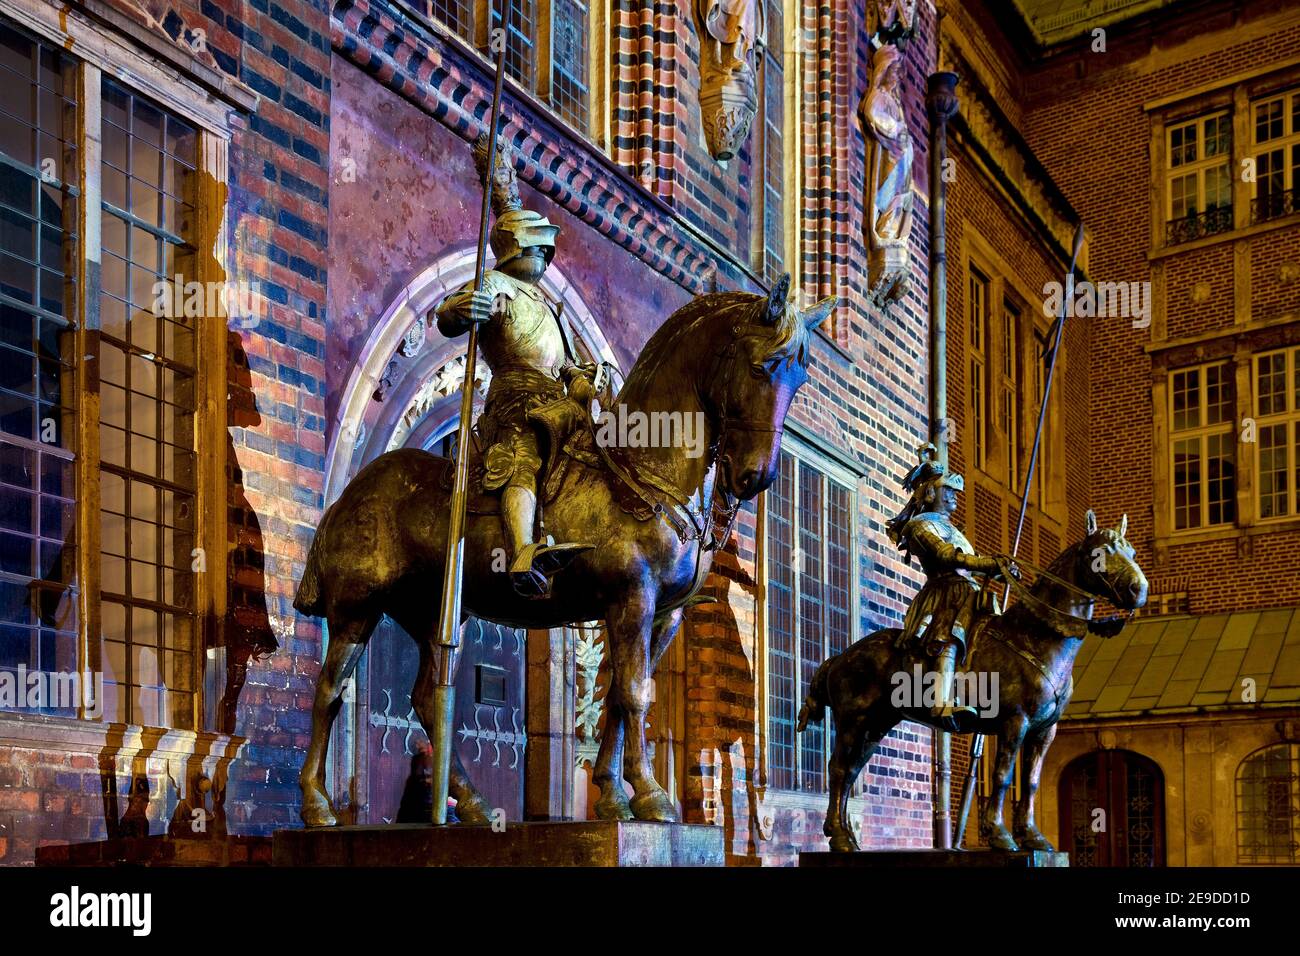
[35,835,272,867]
[799,849,1069,868]
[273,821,724,867]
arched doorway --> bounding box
[1058,749,1165,866]
[322,249,622,824]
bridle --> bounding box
[997,548,1137,640]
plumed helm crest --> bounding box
[887,442,964,547]
[473,131,559,271]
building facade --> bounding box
[3,0,1296,868]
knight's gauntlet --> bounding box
[435,289,493,336]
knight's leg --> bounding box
[502,485,537,559]
[608,593,676,822]
[1012,722,1057,851]
[982,716,1028,850]
[300,612,374,827]
[503,467,591,597]
[931,641,977,730]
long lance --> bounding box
[953,222,1085,848]
[429,26,510,826]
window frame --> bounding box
[1250,88,1300,224]
[1253,345,1300,522]
[998,296,1021,491]
[1168,360,1237,533]
[413,0,599,142]
[1163,110,1233,244]
[762,433,860,796]
[1236,742,1300,866]
[0,10,231,730]
[967,266,989,473]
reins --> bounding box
[994,552,1135,640]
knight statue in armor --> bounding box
[433,135,597,598]
[887,443,1017,731]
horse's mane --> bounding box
[1044,540,1080,582]
[620,290,811,396]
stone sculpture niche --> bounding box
[695,0,767,163]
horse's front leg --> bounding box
[609,590,678,822]
[1012,722,1057,851]
[980,715,1027,851]
[592,698,632,821]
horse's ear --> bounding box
[762,273,791,325]
[803,296,839,330]
[1085,509,1098,536]
[1118,513,1128,539]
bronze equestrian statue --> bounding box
[798,450,1147,852]
[294,267,835,826]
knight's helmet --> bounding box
[887,442,964,545]
[474,132,559,272]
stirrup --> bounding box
[931,703,978,734]
[508,541,594,598]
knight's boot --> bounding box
[931,642,977,733]
[502,486,592,598]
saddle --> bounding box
[438,393,717,545]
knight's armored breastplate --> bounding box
[479,276,566,375]
[944,522,975,556]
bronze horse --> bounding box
[798,510,1147,852]
[294,277,834,827]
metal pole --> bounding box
[926,71,959,851]
[952,222,1086,847]
[429,25,510,826]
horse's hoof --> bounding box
[629,788,678,823]
[828,832,860,853]
[300,788,337,828]
[1015,829,1054,852]
[454,793,493,826]
[986,826,1019,851]
[593,792,634,822]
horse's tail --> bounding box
[796,654,835,732]
[293,506,332,618]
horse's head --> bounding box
[709,274,836,499]
[1073,509,1149,611]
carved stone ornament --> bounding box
[859,42,914,307]
[695,0,767,163]
[398,320,427,357]
[872,0,918,46]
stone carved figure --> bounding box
[859,42,914,306]
[695,0,767,162]
[294,272,836,827]
[434,136,594,599]
[799,508,1147,852]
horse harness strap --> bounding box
[985,630,1074,709]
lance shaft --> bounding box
[953,222,1085,848]
[430,29,510,826]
